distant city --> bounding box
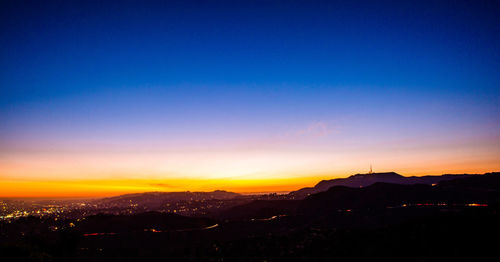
[1,172,495,222]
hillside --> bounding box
[289,172,478,199]
[95,190,241,208]
[298,172,500,216]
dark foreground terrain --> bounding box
[1,173,499,261]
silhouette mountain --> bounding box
[438,172,500,190]
[298,172,500,215]
[289,172,477,199]
[212,172,499,222]
[96,190,241,208]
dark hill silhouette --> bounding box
[95,190,241,208]
[298,172,500,215]
[216,173,500,220]
[215,173,500,223]
[289,172,478,199]
[438,172,500,190]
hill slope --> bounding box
[289,172,477,199]
[95,190,241,208]
[298,172,500,215]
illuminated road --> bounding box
[177,223,220,232]
[250,214,287,222]
[201,223,219,230]
[84,223,220,236]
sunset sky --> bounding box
[1,1,499,197]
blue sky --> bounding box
[0,1,499,195]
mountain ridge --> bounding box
[95,190,242,208]
[298,172,500,215]
[94,172,496,204]
[289,172,482,199]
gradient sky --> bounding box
[1,0,500,197]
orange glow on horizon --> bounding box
[0,176,332,198]
[1,166,499,198]
[1,137,499,198]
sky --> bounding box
[1,0,500,197]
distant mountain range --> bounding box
[288,172,482,199]
[95,190,241,208]
[217,172,500,221]
[88,172,500,224]
[298,172,500,216]
[96,172,497,207]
